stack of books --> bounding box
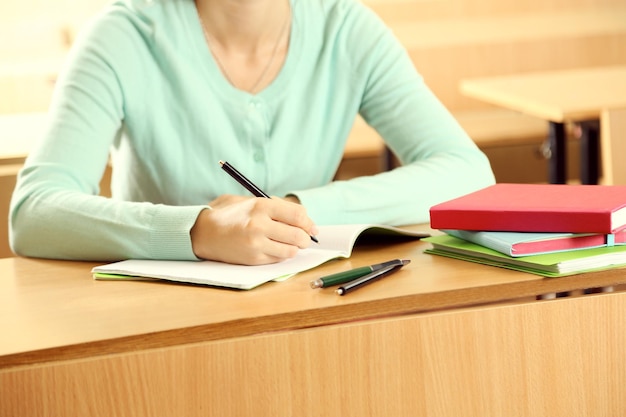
[424,183,626,277]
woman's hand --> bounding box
[190,195,318,265]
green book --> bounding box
[423,234,626,277]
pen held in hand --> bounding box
[310,258,408,289]
[220,160,270,198]
[219,160,319,243]
[335,259,410,296]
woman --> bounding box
[9,0,495,265]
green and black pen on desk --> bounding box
[311,258,411,295]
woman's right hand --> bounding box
[190,195,318,265]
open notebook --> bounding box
[92,224,429,290]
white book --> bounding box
[92,224,429,290]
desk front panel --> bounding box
[2,290,625,417]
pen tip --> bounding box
[311,235,319,243]
[219,160,225,166]
[402,259,411,266]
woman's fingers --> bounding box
[190,196,317,265]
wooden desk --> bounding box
[460,65,626,184]
[2,235,626,417]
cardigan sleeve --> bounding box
[9,8,206,261]
[290,2,495,225]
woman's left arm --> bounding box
[293,5,495,226]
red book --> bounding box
[429,183,626,233]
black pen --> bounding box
[335,259,410,296]
[219,160,319,243]
[310,258,409,289]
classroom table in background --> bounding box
[0,112,47,163]
[460,65,626,185]
[1,226,626,417]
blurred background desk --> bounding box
[460,65,626,185]
[2,234,626,417]
[0,112,46,162]
[601,107,626,185]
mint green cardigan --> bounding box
[10,0,494,260]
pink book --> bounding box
[444,229,626,257]
[429,183,626,234]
